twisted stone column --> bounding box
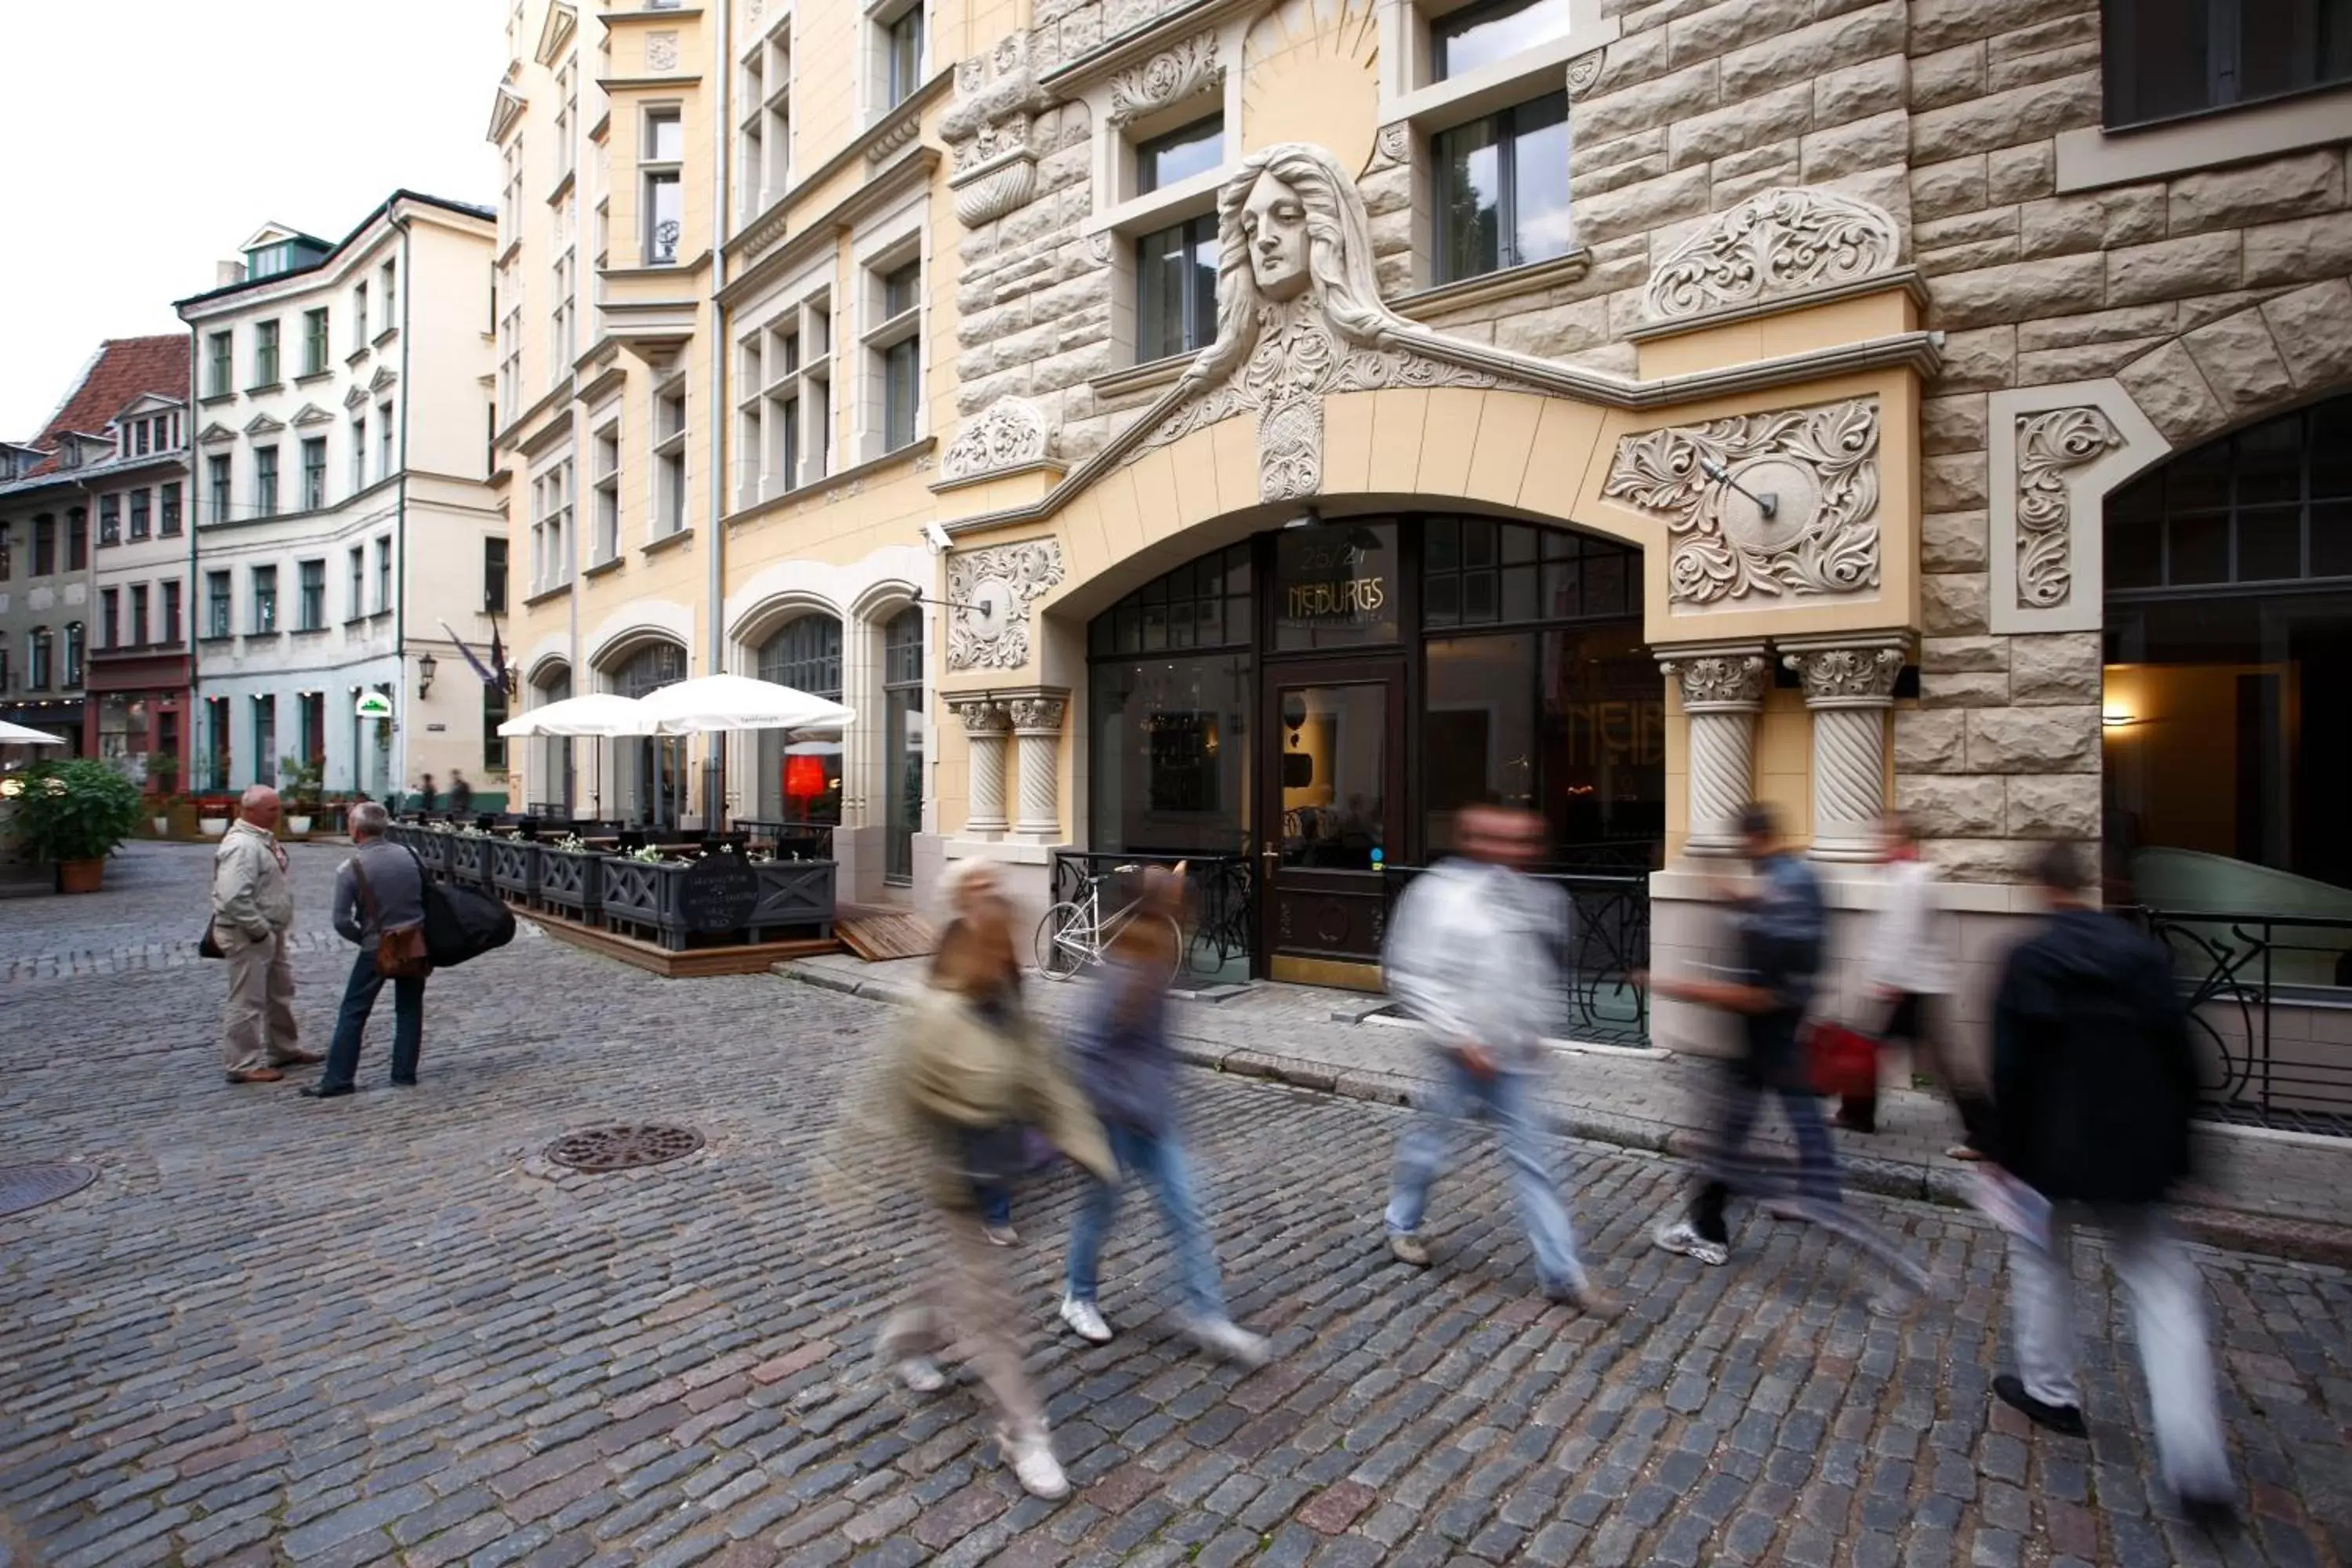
[1007,692,1068,840]
[1659,645,1769,858]
[1782,637,1907,862]
[950,697,1011,837]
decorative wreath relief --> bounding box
[1605,399,1882,605]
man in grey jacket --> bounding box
[304,802,430,1098]
[212,785,316,1084]
[1381,804,1618,1316]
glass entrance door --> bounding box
[1259,659,1406,978]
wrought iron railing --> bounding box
[2136,906,2352,1133]
[1381,863,1652,1043]
[1050,851,1255,981]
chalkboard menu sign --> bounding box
[679,855,760,932]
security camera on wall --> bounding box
[920,521,953,555]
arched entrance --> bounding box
[529,660,574,815]
[602,640,687,826]
[752,614,844,827]
[2103,391,2352,959]
[1085,508,1659,980]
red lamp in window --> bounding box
[784,753,827,802]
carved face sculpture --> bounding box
[1240,170,1311,302]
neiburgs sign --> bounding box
[679,855,760,933]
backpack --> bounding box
[404,847,517,968]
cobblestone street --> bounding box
[3,844,2350,1566]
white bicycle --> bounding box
[1033,862,1185,985]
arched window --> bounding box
[755,615,842,824]
[2104,393,2352,949]
[608,641,686,825]
[534,663,575,815]
[756,615,842,699]
[883,606,924,882]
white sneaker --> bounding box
[1183,1316,1272,1367]
[984,1223,1018,1247]
[1058,1295,1113,1345]
[1653,1219,1730,1267]
[895,1356,946,1392]
[1003,1426,1069,1499]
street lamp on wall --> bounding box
[417,652,437,699]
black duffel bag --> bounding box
[403,848,517,967]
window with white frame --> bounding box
[592,419,621,563]
[554,60,578,182]
[378,402,395,477]
[499,296,523,424]
[252,321,280,387]
[376,535,393,613]
[206,332,233,397]
[303,307,330,375]
[642,109,684,265]
[532,459,573,590]
[129,489,150,540]
[207,455,231,523]
[348,546,366,621]
[653,379,688,535]
[877,0,925,112]
[350,412,368,492]
[737,334,765,510]
[302,437,327,509]
[867,256,923,456]
[751,299,826,499]
[97,494,120,546]
[254,445,280,517]
[739,21,791,220]
[379,260,397,335]
[251,564,278,633]
[352,281,369,351]
[501,137,524,252]
[550,245,575,383]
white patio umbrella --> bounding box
[636,674,854,735]
[495,692,654,823]
[0,719,70,746]
[495,691,654,738]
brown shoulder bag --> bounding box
[352,856,433,978]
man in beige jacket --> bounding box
[212,785,318,1083]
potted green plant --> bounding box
[4,759,144,894]
[198,793,232,837]
[279,755,325,837]
[144,752,181,836]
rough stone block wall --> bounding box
[1893,0,2352,880]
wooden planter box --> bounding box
[448,834,494,888]
[410,830,455,880]
[538,845,605,922]
[597,856,692,947]
[746,858,837,940]
[490,838,542,905]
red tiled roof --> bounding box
[18,336,190,478]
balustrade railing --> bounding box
[2136,906,2352,1134]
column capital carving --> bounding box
[947,695,1011,734]
[1778,634,1908,708]
[1657,642,1770,712]
[988,684,1069,735]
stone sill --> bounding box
[583,554,626,579]
[1091,353,1190,402]
[1394,251,1593,319]
[2056,81,2352,194]
[523,583,572,608]
[1624,270,1929,343]
[641,527,695,558]
[724,437,938,529]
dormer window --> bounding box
[248,242,293,279]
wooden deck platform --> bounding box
[835,907,939,963]
[527,910,840,977]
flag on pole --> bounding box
[437,620,503,688]
[488,613,513,694]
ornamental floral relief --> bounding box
[1642,188,1902,324]
[1106,32,1220,127]
[942,397,1054,480]
[1604,399,1883,606]
[645,31,679,70]
[1783,644,1904,702]
[1659,653,1769,708]
[2014,407,2120,610]
[946,539,1065,671]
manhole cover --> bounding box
[545,1125,703,1172]
[0,1163,96,1219]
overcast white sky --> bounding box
[0,0,506,437]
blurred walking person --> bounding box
[1984,842,2237,1529]
[1650,804,1929,1311]
[1838,811,1987,1158]
[212,785,318,1084]
[1060,865,1270,1363]
[875,894,1116,1499]
[939,859,1021,1244]
[1381,803,1620,1316]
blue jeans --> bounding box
[1385,1053,1586,1294]
[978,1184,1012,1228]
[1065,1124,1225,1320]
[320,945,425,1091]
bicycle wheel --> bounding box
[1033,902,1094,980]
[1149,915,1186,990]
